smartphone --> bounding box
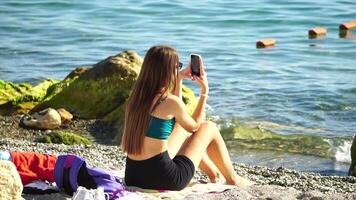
[191,54,202,77]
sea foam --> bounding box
[334,140,352,164]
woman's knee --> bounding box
[203,121,218,130]
[198,121,219,136]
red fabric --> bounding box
[11,152,57,185]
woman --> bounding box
[122,45,250,190]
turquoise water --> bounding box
[0,0,355,174]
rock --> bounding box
[348,135,356,177]
[0,80,31,105]
[30,50,197,141]
[64,67,90,80]
[220,120,331,158]
[31,50,143,120]
[57,108,73,124]
[0,79,58,115]
[1,50,198,141]
[21,108,61,130]
[0,160,23,200]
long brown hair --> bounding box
[121,45,179,155]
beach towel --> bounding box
[125,181,236,199]
[113,170,236,200]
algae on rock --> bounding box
[31,51,197,132]
[0,79,58,115]
[220,120,332,158]
[37,131,92,145]
[31,51,142,120]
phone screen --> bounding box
[191,54,201,77]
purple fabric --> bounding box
[54,154,125,199]
[69,156,85,192]
[64,155,76,168]
[55,154,78,189]
[54,155,66,188]
[88,167,124,198]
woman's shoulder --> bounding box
[164,95,186,111]
[166,94,182,104]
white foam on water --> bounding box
[334,140,352,164]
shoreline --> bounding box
[0,114,351,175]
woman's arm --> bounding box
[169,89,208,132]
[171,61,209,132]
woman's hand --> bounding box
[178,64,192,80]
[178,59,209,94]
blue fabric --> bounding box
[0,151,11,161]
[146,116,176,140]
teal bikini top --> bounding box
[146,116,175,140]
[146,95,176,140]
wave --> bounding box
[218,119,353,163]
[332,140,352,163]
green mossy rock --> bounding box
[221,120,332,157]
[0,80,31,105]
[0,79,58,115]
[37,131,92,145]
[31,50,197,124]
[32,51,142,119]
[1,50,197,141]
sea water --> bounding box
[0,0,355,175]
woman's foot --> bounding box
[207,171,222,183]
[226,174,254,188]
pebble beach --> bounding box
[1,115,355,200]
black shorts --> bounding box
[124,151,195,191]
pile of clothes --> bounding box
[0,151,136,200]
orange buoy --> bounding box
[256,39,276,48]
[339,21,356,30]
[308,27,327,39]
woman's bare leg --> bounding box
[199,153,222,183]
[177,121,247,185]
[168,124,221,182]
